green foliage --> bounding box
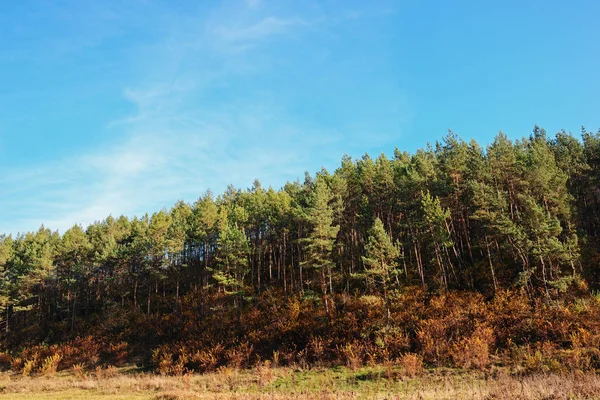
[362,218,400,283]
[213,222,250,294]
[1,126,600,374]
[301,176,340,303]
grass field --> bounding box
[1,366,599,399]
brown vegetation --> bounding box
[1,289,600,377]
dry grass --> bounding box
[0,366,599,399]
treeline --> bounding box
[1,126,600,371]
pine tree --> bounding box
[57,225,91,328]
[302,176,340,313]
[214,222,250,297]
[168,201,192,309]
[189,191,219,291]
[0,235,13,331]
[421,191,454,289]
[362,217,400,323]
[147,211,171,314]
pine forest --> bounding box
[2,126,600,377]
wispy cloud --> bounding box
[213,16,309,42]
[245,0,262,8]
[1,92,316,234]
[0,0,405,235]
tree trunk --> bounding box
[486,236,498,292]
[147,284,151,315]
[71,294,77,331]
[283,234,287,295]
[134,279,138,309]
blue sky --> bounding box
[1,0,599,234]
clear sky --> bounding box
[1,0,599,234]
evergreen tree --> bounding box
[214,221,250,297]
[302,176,340,313]
[421,191,454,289]
[168,201,192,309]
[362,217,400,322]
[0,235,13,331]
[147,211,171,314]
[189,191,219,290]
[57,225,91,328]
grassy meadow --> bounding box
[1,366,600,400]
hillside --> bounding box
[1,127,600,374]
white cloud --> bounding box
[0,93,315,234]
[0,0,405,235]
[245,0,262,8]
[212,17,308,42]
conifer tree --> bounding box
[362,217,400,322]
[189,191,219,290]
[302,176,340,313]
[168,201,191,308]
[214,221,250,297]
[0,235,13,331]
[147,211,171,314]
[57,225,91,328]
[421,191,454,289]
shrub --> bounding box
[225,342,254,369]
[339,342,364,371]
[104,342,129,366]
[400,353,423,377]
[308,336,329,365]
[376,326,410,359]
[523,342,562,373]
[190,343,224,372]
[159,357,173,376]
[0,351,12,370]
[72,363,86,380]
[272,350,280,367]
[10,357,23,373]
[417,318,450,364]
[171,360,186,376]
[452,325,494,370]
[41,354,62,376]
[22,359,36,377]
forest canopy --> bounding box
[1,126,600,373]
